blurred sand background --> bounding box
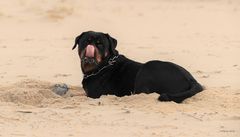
[0,0,239,137]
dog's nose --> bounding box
[85,45,95,57]
[83,57,95,64]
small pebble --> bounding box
[52,83,69,96]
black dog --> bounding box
[72,31,203,103]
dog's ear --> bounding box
[105,33,118,55]
[72,32,86,50]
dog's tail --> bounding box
[158,82,204,103]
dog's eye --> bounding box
[96,40,101,44]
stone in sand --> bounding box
[52,83,69,96]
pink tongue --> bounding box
[85,45,95,57]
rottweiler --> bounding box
[72,31,203,103]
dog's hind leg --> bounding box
[158,82,203,103]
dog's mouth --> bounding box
[80,45,102,73]
[82,45,98,64]
[85,44,95,58]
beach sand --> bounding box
[0,0,239,136]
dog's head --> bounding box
[72,31,118,74]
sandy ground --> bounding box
[0,0,240,137]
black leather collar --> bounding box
[83,55,119,79]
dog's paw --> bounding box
[158,94,171,102]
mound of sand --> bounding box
[0,79,84,106]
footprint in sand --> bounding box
[195,70,209,78]
[232,64,240,70]
[233,64,238,67]
[46,5,74,21]
[23,38,33,42]
[0,45,7,48]
[54,73,72,78]
[195,70,222,78]
[225,116,240,121]
[17,75,28,78]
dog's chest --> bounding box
[82,73,115,95]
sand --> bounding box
[0,0,239,137]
